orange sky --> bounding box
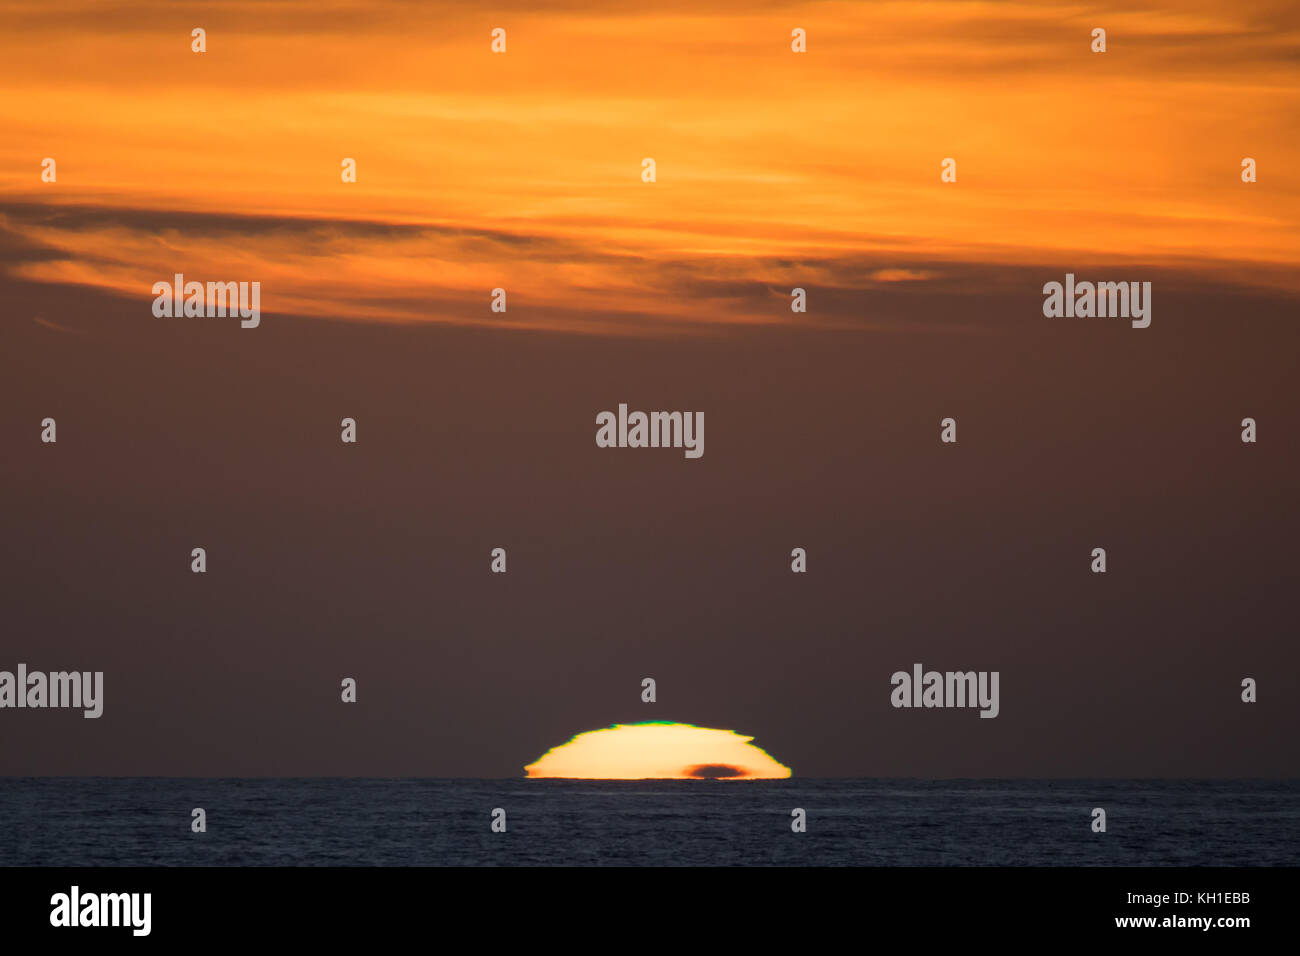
[1,0,1296,331]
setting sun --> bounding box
[525,722,792,780]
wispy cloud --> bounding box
[1,0,1295,334]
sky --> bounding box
[1,0,1297,776]
[1,0,1298,331]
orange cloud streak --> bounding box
[1,0,1296,330]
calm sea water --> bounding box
[4,779,1297,866]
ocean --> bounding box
[5,778,1297,866]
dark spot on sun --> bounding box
[684,764,745,779]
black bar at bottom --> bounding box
[0,866,1280,942]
